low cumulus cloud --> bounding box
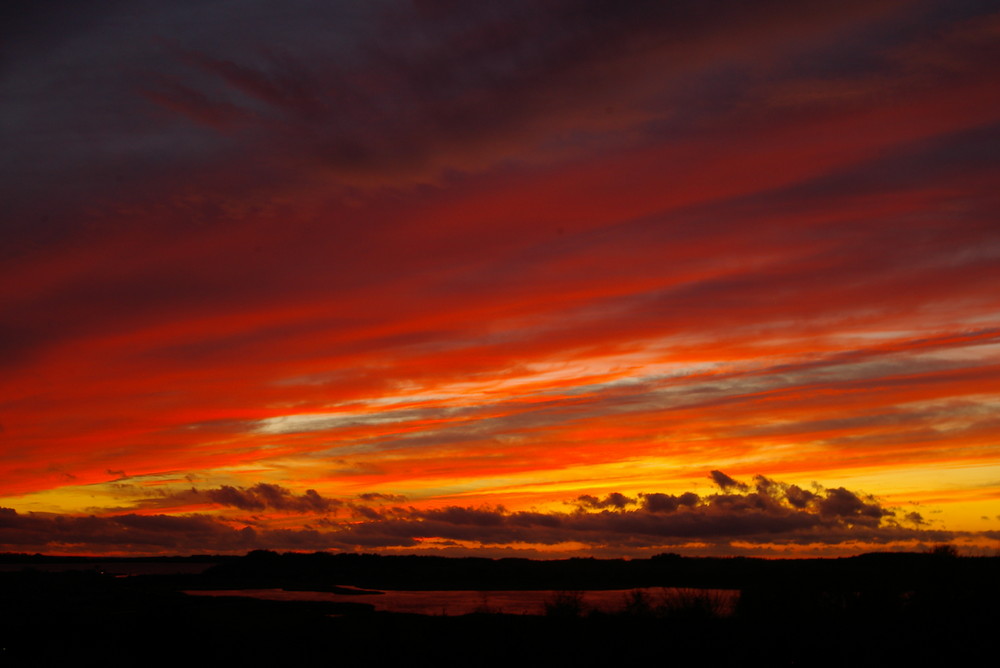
[0,472,969,554]
[640,492,700,513]
[204,483,340,513]
[104,483,413,519]
[118,483,343,514]
[710,470,749,492]
[575,492,636,510]
[358,492,408,503]
[0,506,257,552]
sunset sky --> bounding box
[2,0,999,557]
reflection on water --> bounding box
[184,587,739,616]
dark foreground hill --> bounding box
[0,551,995,666]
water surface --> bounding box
[185,586,738,616]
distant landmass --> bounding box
[0,550,995,665]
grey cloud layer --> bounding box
[3,0,913,218]
[4,0,996,373]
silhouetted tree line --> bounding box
[181,549,998,593]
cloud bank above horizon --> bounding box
[1,471,980,557]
